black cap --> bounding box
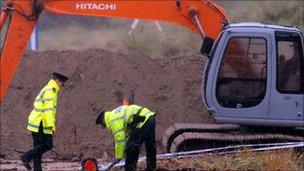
[52,72,69,84]
[95,111,105,125]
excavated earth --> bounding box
[0,49,213,162]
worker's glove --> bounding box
[106,159,121,171]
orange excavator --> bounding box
[0,0,228,102]
[1,0,303,153]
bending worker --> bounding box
[20,72,69,171]
[95,101,156,171]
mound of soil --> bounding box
[0,49,213,160]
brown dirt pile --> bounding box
[0,49,213,160]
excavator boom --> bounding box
[0,0,229,102]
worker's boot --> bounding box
[20,153,32,170]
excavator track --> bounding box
[163,123,304,152]
[162,123,240,152]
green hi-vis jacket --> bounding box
[104,104,155,159]
[27,79,60,134]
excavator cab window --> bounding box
[216,37,267,108]
[276,31,304,94]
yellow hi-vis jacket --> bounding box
[27,79,60,134]
[104,104,155,159]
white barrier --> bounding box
[95,141,304,170]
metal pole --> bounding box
[192,14,205,39]
[128,19,140,35]
[36,23,39,49]
[155,21,163,32]
[30,24,39,50]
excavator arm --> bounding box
[0,0,229,102]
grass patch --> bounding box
[137,149,304,170]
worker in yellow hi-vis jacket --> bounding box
[20,72,69,171]
[95,103,156,171]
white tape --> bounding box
[96,141,304,170]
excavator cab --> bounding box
[204,23,304,127]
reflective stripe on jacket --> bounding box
[104,104,155,159]
[27,79,60,134]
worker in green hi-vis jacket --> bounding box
[95,101,156,171]
[20,72,69,171]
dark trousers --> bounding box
[24,122,53,171]
[125,116,156,171]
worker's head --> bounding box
[52,72,69,89]
[95,111,106,128]
[122,90,135,105]
[122,97,131,105]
